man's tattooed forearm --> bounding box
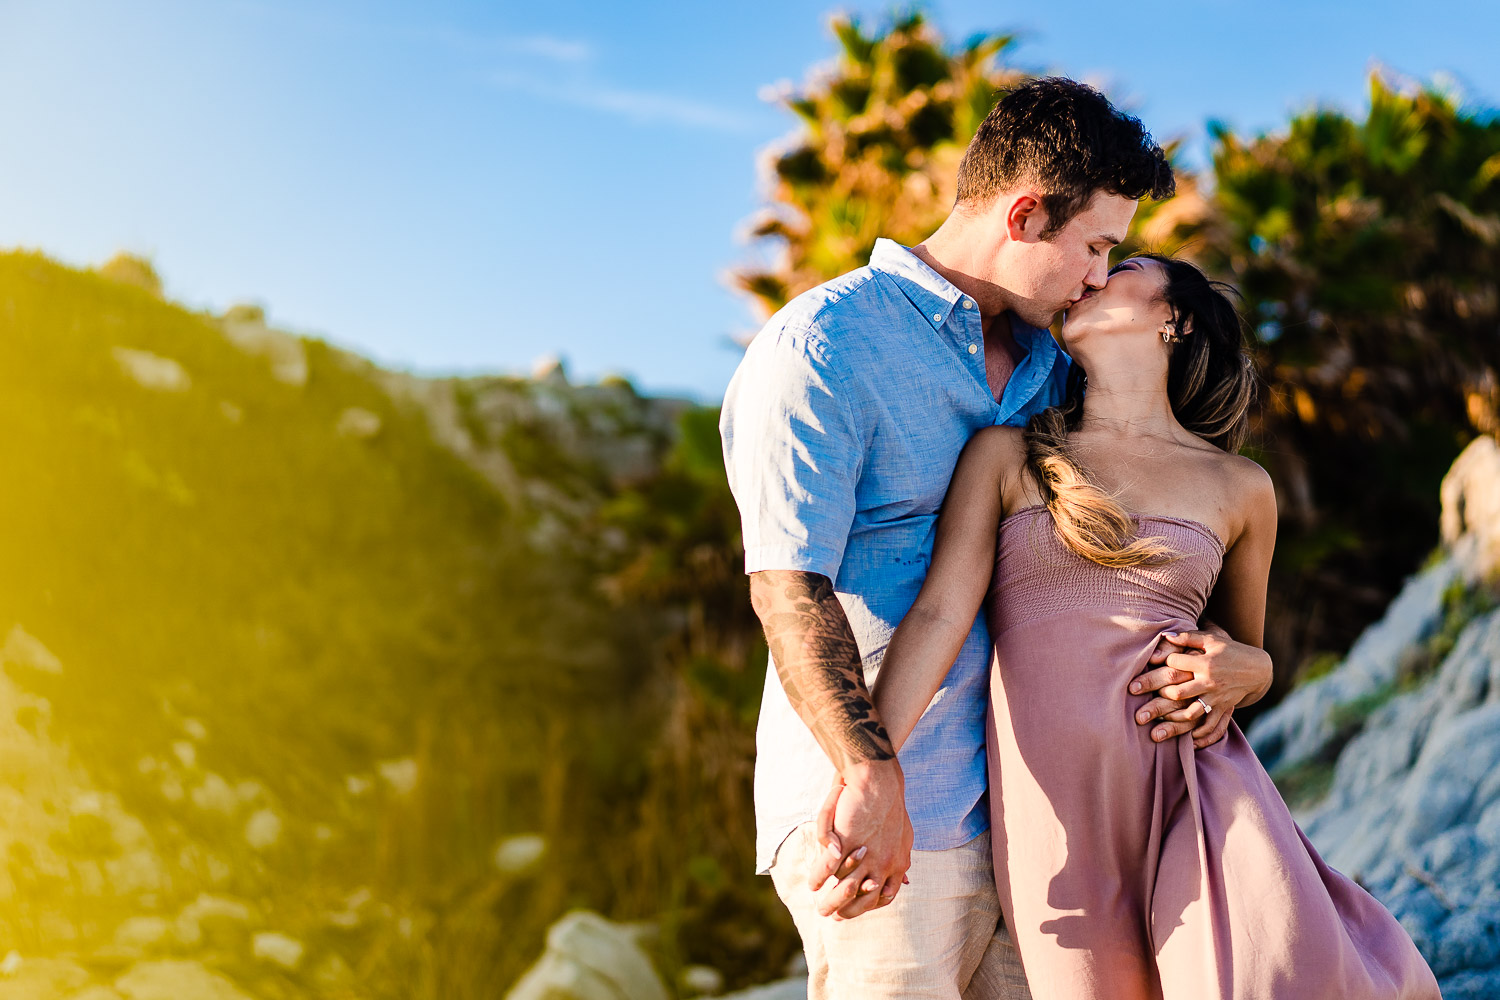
[750,571,895,770]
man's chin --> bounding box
[1017,304,1066,330]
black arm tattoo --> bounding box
[749,570,895,771]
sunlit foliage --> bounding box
[0,251,785,996]
[1161,75,1500,690]
[730,11,1024,318]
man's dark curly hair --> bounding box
[955,77,1175,239]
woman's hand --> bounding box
[1127,624,1273,749]
[806,771,912,919]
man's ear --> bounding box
[1005,192,1048,242]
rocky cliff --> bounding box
[0,251,716,999]
[1249,434,1500,997]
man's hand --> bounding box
[1128,623,1273,750]
[804,760,912,919]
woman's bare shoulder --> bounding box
[962,425,1027,476]
[1224,452,1274,498]
[967,424,1026,456]
[1214,451,1277,534]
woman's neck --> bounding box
[1076,366,1178,439]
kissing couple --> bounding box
[720,78,1439,999]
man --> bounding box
[720,78,1273,999]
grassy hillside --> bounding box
[0,251,790,998]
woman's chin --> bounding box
[1058,320,1085,353]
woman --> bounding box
[872,255,1439,998]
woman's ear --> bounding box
[1160,312,1193,345]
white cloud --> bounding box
[504,34,594,64]
[490,70,750,132]
[424,26,596,64]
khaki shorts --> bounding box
[768,822,1031,1000]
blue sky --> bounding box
[0,0,1496,402]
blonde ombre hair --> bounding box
[1024,255,1258,567]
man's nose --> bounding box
[1085,257,1110,290]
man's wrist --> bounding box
[841,756,904,790]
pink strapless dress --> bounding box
[984,505,1439,999]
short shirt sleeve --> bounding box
[719,327,862,582]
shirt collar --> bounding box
[869,238,964,332]
[869,238,1058,353]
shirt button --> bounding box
[963,299,974,309]
[968,343,978,355]
[933,312,942,322]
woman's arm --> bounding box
[1144,459,1278,746]
[1203,458,1277,671]
[874,427,1022,753]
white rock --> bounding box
[344,774,371,796]
[311,952,354,989]
[251,931,304,970]
[505,910,669,1000]
[1248,554,1457,773]
[494,834,546,874]
[181,718,208,741]
[532,354,569,383]
[0,956,91,994]
[170,741,197,770]
[105,848,165,895]
[2,625,64,675]
[190,773,237,815]
[336,407,382,439]
[1441,434,1500,580]
[0,950,21,975]
[377,757,418,796]
[326,887,371,929]
[221,316,309,387]
[112,347,190,392]
[680,964,725,996]
[174,893,254,948]
[720,979,807,1000]
[114,916,172,954]
[114,959,257,1000]
[244,808,281,849]
[71,791,104,814]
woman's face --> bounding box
[1059,256,1174,353]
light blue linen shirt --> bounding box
[720,238,1071,873]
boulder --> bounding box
[112,348,189,393]
[113,960,257,1000]
[0,957,93,999]
[718,977,806,1000]
[2,625,64,676]
[505,910,669,1000]
[1441,434,1500,578]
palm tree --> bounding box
[730,11,1025,320]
